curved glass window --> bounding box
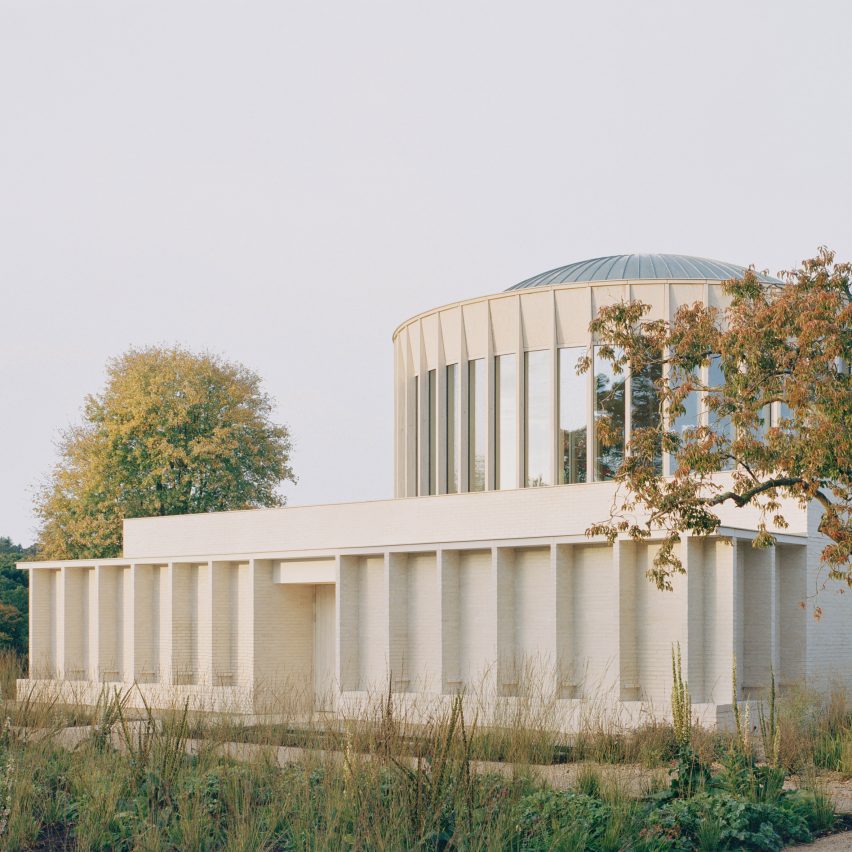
[428,369,437,494]
[772,400,793,429]
[468,359,486,491]
[707,355,733,470]
[525,350,551,487]
[755,403,770,439]
[631,357,663,474]
[413,375,420,495]
[495,354,517,489]
[559,347,587,484]
[669,369,699,472]
[594,347,625,481]
[446,363,460,493]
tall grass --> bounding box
[0,650,846,850]
[779,686,852,777]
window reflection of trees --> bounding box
[669,369,699,473]
[594,348,625,481]
[707,355,733,470]
[631,358,663,475]
[559,347,587,484]
[562,426,587,484]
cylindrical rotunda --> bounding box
[393,254,780,498]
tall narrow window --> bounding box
[631,356,663,474]
[446,363,460,493]
[559,347,587,483]
[772,400,793,429]
[707,355,733,470]
[414,375,420,495]
[525,350,551,486]
[757,404,771,439]
[669,370,699,473]
[594,346,625,481]
[468,359,486,491]
[428,369,437,495]
[495,354,517,489]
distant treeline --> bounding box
[0,536,32,655]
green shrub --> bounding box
[783,787,836,835]
[643,792,812,851]
[717,748,786,804]
[513,789,611,851]
[669,744,712,799]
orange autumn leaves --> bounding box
[583,248,851,591]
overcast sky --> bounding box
[2,1,851,545]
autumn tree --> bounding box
[584,248,851,591]
[36,346,296,559]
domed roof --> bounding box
[507,253,781,290]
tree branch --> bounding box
[701,477,805,508]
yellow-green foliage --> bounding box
[34,346,295,559]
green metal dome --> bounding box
[508,253,780,290]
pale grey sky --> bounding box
[2,1,850,545]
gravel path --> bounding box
[786,831,852,850]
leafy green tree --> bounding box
[584,248,851,592]
[0,537,33,653]
[36,346,296,559]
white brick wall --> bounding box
[509,547,552,694]
[805,502,852,693]
[742,546,773,695]
[629,543,686,704]
[401,552,440,693]
[122,479,807,560]
[701,539,740,704]
[61,566,89,679]
[29,568,56,679]
[779,544,806,687]
[455,549,492,692]
[569,544,617,699]
[170,563,197,684]
[19,518,848,726]
[272,583,314,712]
[98,565,123,681]
[356,556,386,693]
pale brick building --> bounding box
[18,254,851,727]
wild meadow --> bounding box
[0,649,848,851]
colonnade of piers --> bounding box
[20,533,807,722]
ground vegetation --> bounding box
[0,653,848,850]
